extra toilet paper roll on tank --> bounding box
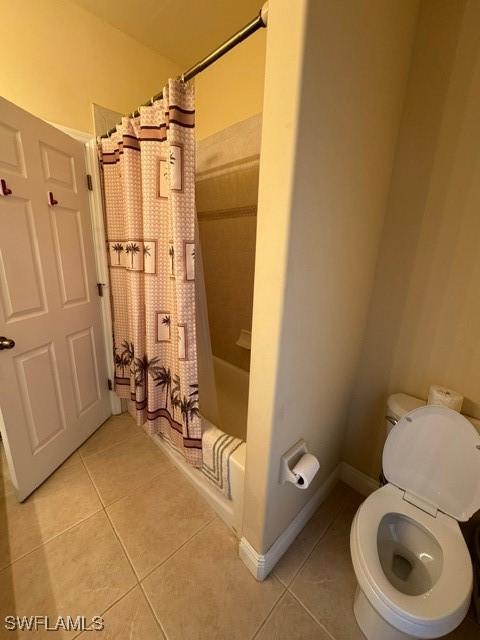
[427,385,463,412]
[292,453,320,490]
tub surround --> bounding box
[196,114,261,373]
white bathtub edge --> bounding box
[212,355,250,381]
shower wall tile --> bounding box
[198,213,256,372]
[196,163,260,213]
[196,115,261,373]
[196,113,262,174]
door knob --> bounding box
[0,336,15,350]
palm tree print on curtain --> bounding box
[112,242,124,265]
[101,79,202,466]
[126,242,141,269]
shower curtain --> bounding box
[100,79,203,466]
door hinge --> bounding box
[107,379,113,391]
[86,174,93,191]
[96,282,106,297]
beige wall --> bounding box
[343,0,480,479]
[195,29,266,140]
[243,0,419,554]
[0,0,179,133]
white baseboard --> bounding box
[340,462,379,497]
[239,463,341,581]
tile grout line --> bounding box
[1,419,167,638]
[94,465,172,510]
[79,453,138,581]
[78,426,148,463]
[80,424,215,577]
[0,419,140,635]
[70,583,139,640]
[0,505,104,574]
[101,505,168,639]
[139,580,171,640]
[79,452,172,638]
[138,515,277,640]
[287,589,337,640]
[81,449,218,640]
[250,588,288,640]
[275,485,350,589]
[82,436,175,510]
[139,516,216,584]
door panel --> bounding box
[50,206,89,307]
[0,96,111,500]
[0,196,47,320]
[40,142,77,192]
[68,327,101,416]
[0,121,26,176]
[15,343,66,452]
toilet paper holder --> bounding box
[279,439,311,486]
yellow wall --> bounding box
[0,0,265,139]
[343,0,480,479]
[243,0,419,553]
[195,29,266,140]
[0,0,180,133]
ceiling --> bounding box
[71,0,264,67]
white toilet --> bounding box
[350,397,480,640]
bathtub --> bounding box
[213,356,249,441]
[150,355,249,536]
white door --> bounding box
[0,97,111,500]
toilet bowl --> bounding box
[351,484,472,639]
[350,404,480,639]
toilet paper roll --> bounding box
[291,453,320,490]
[427,385,463,412]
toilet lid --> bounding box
[383,405,480,521]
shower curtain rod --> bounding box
[100,3,269,138]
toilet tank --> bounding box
[385,393,424,435]
[386,392,480,435]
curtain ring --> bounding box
[181,72,185,83]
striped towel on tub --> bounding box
[201,418,243,499]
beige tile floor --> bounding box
[0,414,478,639]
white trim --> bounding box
[84,139,121,415]
[46,121,93,145]
[238,537,267,581]
[49,121,120,415]
[239,463,341,580]
[340,462,380,497]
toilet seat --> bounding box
[351,484,473,638]
[383,405,480,521]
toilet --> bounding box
[350,399,480,639]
